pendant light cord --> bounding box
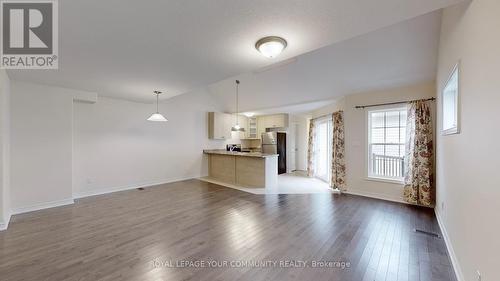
[235,80,240,124]
[153,90,162,113]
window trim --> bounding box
[312,117,333,184]
[441,62,460,135]
[365,105,406,184]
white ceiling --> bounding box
[210,10,443,113]
[7,0,461,103]
[241,98,338,117]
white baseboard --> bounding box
[11,198,75,215]
[0,212,12,231]
[344,190,406,204]
[2,176,200,230]
[435,208,464,281]
[73,176,198,199]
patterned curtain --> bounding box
[331,111,346,191]
[403,100,434,207]
[306,119,316,177]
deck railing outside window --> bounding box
[371,154,405,179]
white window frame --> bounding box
[441,62,460,135]
[312,116,333,184]
[366,106,406,184]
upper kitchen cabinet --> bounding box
[247,116,258,139]
[208,112,232,140]
[238,115,249,133]
[231,115,249,139]
[209,112,289,140]
[257,114,289,136]
[208,112,249,140]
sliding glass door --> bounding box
[314,119,333,183]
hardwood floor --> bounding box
[0,179,456,281]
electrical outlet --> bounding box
[441,201,445,211]
[476,270,481,281]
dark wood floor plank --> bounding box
[0,179,456,281]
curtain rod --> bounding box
[313,110,343,120]
[354,97,435,109]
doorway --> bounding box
[314,119,332,183]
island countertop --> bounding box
[203,149,278,158]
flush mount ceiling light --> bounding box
[231,80,245,132]
[147,91,168,122]
[255,36,287,58]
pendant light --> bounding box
[231,80,245,132]
[147,91,168,122]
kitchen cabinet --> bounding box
[247,117,258,139]
[208,112,232,140]
[209,112,289,140]
[257,114,289,138]
[204,150,278,188]
[231,115,248,139]
[238,115,248,133]
[209,112,249,140]
[268,114,289,128]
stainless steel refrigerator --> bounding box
[261,132,287,174]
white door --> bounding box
[314,119,332,183]
[287,123,297,172]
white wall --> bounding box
[435,1,500,280]
[312,81,436,202]
[73,89,224,197]
[0,70,11,229]
[9,81,75,213]
[6,79,225,215]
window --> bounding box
[368,108,406,182]
[313,118,333,183]
[442,63,459,135]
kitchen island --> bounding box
[203,150,278,188]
